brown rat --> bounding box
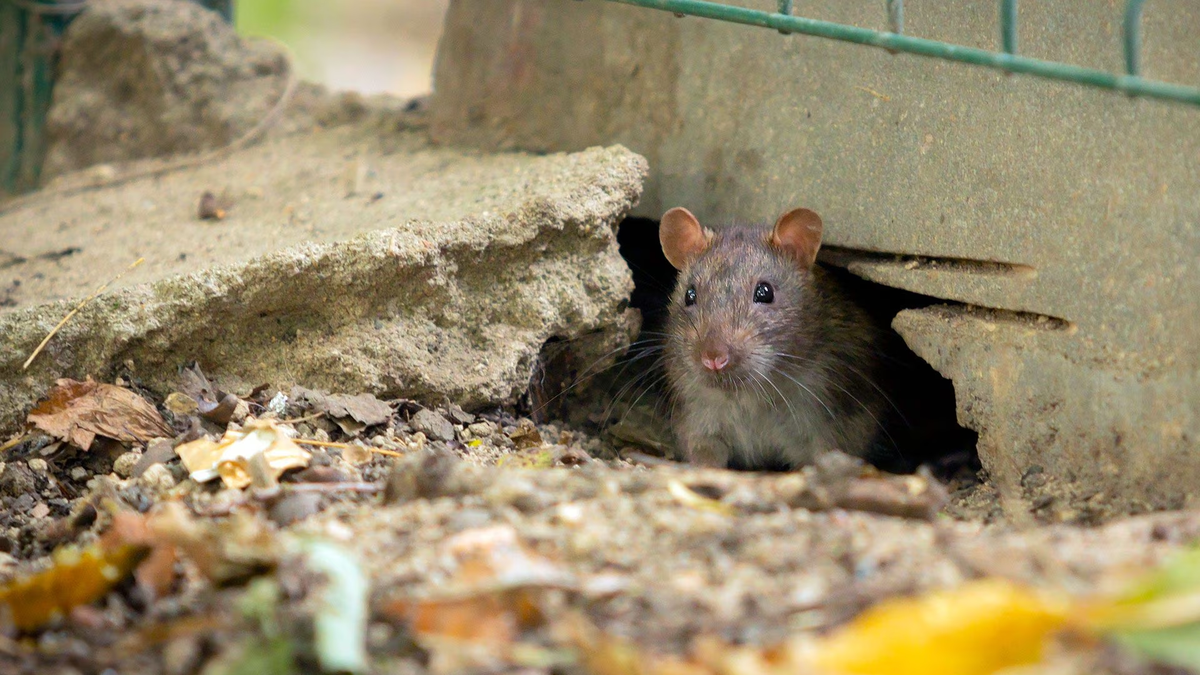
[659,206,890,470]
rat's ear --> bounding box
[770,208,824,269]
[659,207,712,270]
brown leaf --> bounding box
[27,378,172,451]
[291,387,392,428]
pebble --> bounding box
[70,467,89,481]
[27,458,49,473]
[139,463,177,494]
[467,421,496,438]
[113,451,143,478]
[410,409,455,442]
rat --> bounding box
[658,206,892,470]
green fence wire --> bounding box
[0,0,233,195]
[596,0,1200,108]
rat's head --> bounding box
[660,206,825,392]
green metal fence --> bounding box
[0,0,233,196]
[597,0,1200,108]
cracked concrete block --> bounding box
[0,121,646,433]
[429,0,1200,512]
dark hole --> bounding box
[607,215,979,481]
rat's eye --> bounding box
[684,286,697,306]
[754,282,774,304]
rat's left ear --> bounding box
[770,208,823,269]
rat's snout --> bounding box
[695,330,742,378]
[701,349,730,372]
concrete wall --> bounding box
[429,0,1200,515]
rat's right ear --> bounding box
[660,207,712,270]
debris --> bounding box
[300,540,369,674]
[132,438,178,477]
[148,502,279,586]
[267,492,322,527]
[21,258,144,370]
[113,450,143,478]
[197,191,226,220]
[445,404,475,426]
[177,363,240,425]
[411,408,456,442]
[26,378,172,451]
[290,387,391,435]
[0,511,152,632]
[667,480,734,516]
[382,525,568,665]
[174,418,311,490]
[508,419,543,450]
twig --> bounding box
[855,85,892,101]
[23,258,145,369]
[296,438,406,458]
[0,433,28,454]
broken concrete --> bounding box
[41,0,352,180]
[0,121,646,432]
[429,0,1200,514]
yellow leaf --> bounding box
[175,418,310,489]
[805,579,1071,675]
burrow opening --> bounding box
[595,216,980,481]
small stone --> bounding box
[230,398,251,424]
[467,421,496,438]
[30,502,50,519]
[138,463,177,494]
[113,451,143,478]
[445,404,475,425]
[268,492,322,527]
[27,458,49,473]
[165,392,199,416]
[410,409,455,442]
[70,467,89,481]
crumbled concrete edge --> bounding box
[0,145,648,434]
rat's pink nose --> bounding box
[701,350,730,372]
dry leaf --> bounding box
[383,525,570,649]
[803,579,1072,675]
[175,418,311,489]
[148,503,279,585]
[291,387,391,432]
[0,512,152,632]
[27,378,171,451]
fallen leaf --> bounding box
[175,418,311,489]
[1085,547,1200,671]
[0,511,152,632]
[290,387,391,434]
[383,525,569,649]
[27,378,172,451]
[803,579,1072,675]
[148,502,279,585]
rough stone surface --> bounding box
[45,0,303,178]
[0,123,646,433]
[429,0,1200,514]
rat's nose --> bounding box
[701,350,730,372]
